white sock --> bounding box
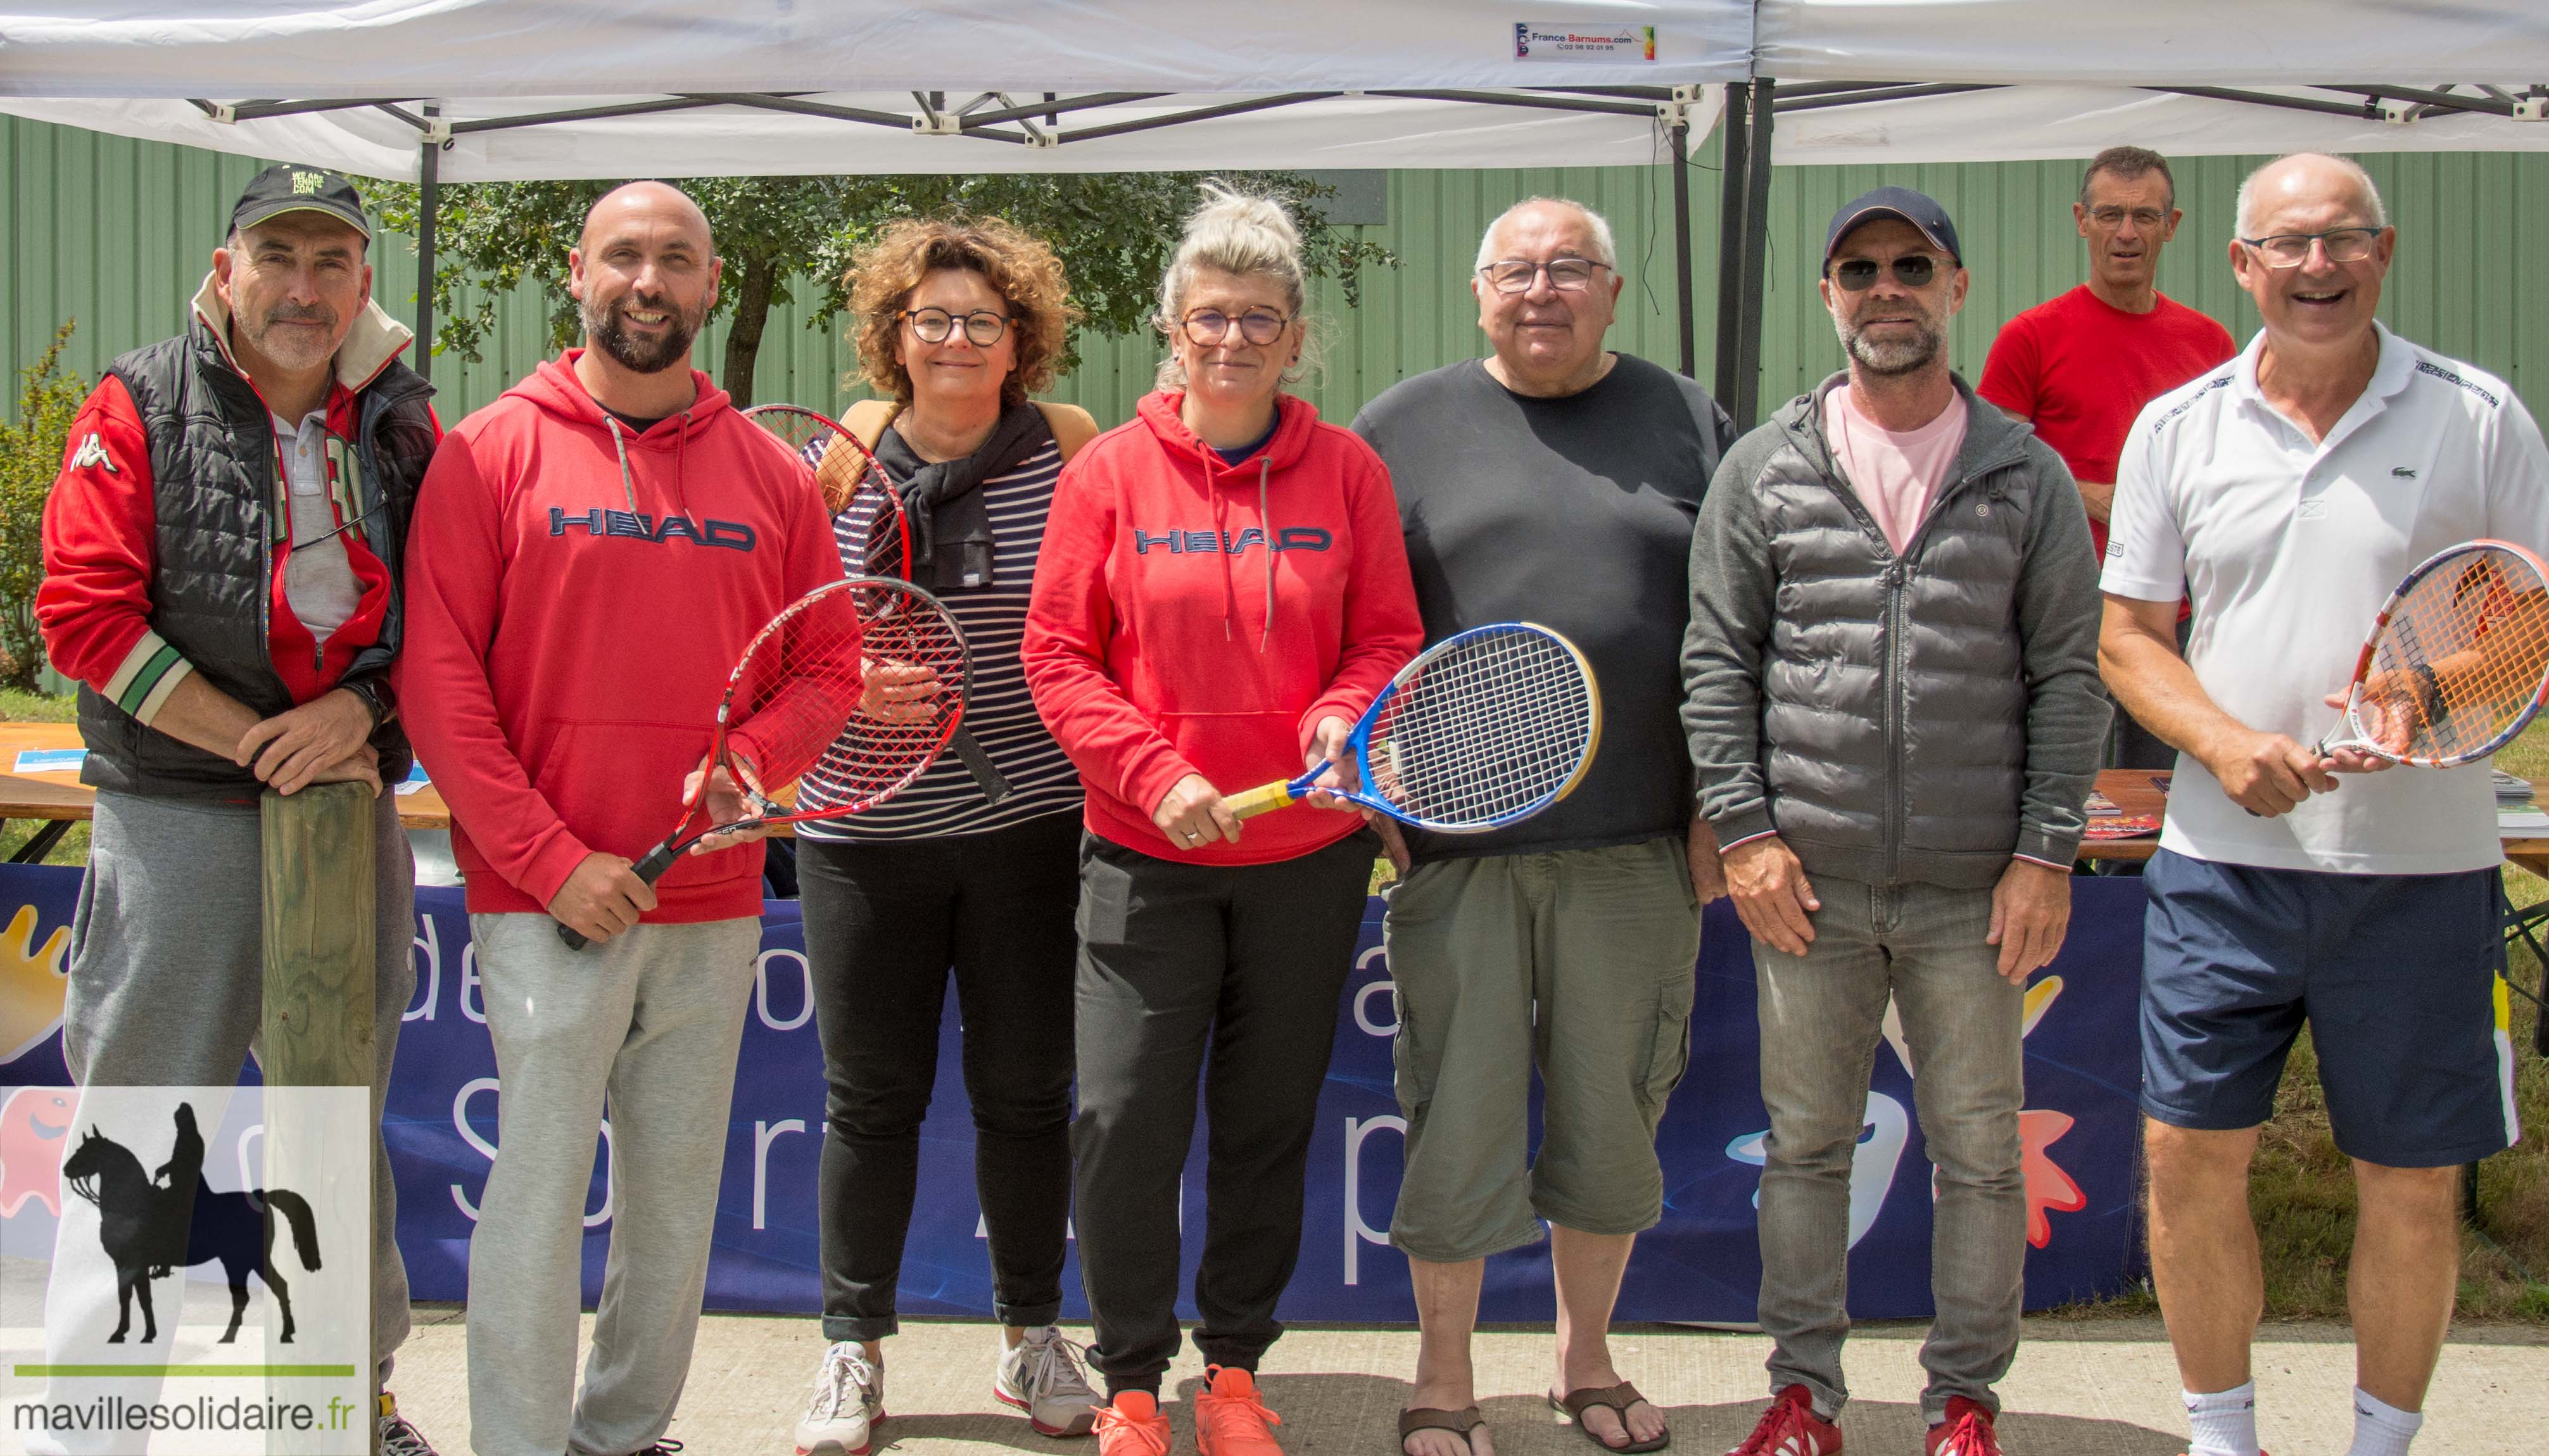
[2344,1388,2422,1456]
[2184,1383,2259,1456]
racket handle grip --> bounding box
[1225,780,1301,820]
[555,842,684,951]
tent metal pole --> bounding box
[1733,77,1776,430]
[414,103,438,388]
[1670,111,1695,379]
[1712,82,1751,410]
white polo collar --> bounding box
[2229,320,2416,457]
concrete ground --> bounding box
[384,1307,2549,1456]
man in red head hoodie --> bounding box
[397,182,839,1456]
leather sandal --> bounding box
[1400,1406,1487,1456]
[1549,1383,1669,1454]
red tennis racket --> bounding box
[557,576,969,949]
[744,403,911,579]
[2317,539,2549,766]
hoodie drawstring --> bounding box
[604,415,640,514]
[1256,455,1274,654]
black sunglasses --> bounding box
[1827,255,1945,291]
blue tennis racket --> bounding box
[1225,621,1601,832]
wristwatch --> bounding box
[343,675,397,730]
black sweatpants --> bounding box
[800,811,1081,1342]
[1071,826,1380,1394]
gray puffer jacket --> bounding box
[1680,372,2109,889]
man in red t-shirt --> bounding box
[1980,145,2234,768]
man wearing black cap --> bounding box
[35,163,442,1455]
[1682,187,2108,1456]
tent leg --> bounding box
[1731,78,1776,430]
[415,104,440,387]
[1712,83,1752,410]
[1671,115,1695,379]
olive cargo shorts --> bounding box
[1381,836,1701,1262]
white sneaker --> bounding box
[995,1326,1102,1437]
[796,1342,884,1456]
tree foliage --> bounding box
[0,322,87,690]
[365,172,1396,407]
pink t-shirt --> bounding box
[1823,385,1970,554]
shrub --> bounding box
[0,321,87,690]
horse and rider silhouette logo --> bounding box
[58,1101,321,1346]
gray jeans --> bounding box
[60,787,415,1385]
[1749,877,2027,1422]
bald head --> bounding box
[582,180,713,255]
[2236,152,2386,240]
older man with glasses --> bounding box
[2101,152,2549,1456]
[1353,196,1735,1456]
[1980,147,2234,772]
[1686,187,2107,1456]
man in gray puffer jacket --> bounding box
[1684,187,2109,1456]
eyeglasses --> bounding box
[2087,206,2171,229]
[2238,227,2385,268]
[902,307,1009,346]
[1826,255,1944,291]
[1178,307,1291,347]
[1477,257,1607,294]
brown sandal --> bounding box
[1400,1406,1487,1456]
[1550,1383,1669,1454]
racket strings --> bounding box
[748,406,911,578]
[792,580,966,816]
[1367,627,1596,828]
[2364,550,2549,762]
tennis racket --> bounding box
[2314,538,2549,766]
[1223,621,1602,832]
[747,401,1016,807]
[557,575,969,949]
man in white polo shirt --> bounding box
[2101,152,2549,1456]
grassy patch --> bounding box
[0,687,74,723]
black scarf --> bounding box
[873,401,1053,591]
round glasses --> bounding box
[902,307,1010,346]
[1477,257,1606,294]
[2238,227,2384,269]
[1827,255,1942,291]
[1178,307,1291,347]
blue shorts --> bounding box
[2140,849,2515,1168]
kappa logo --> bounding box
[69,432,117,473]
[549,507,757,552]
[1130,525,1332,555]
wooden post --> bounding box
[260,782,376,1453]
[261,782,376,1088]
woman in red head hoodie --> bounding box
[1021,185,1421,1453]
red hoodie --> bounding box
[1023,391,1422,864]
[397,353,840,921]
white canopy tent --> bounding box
[3,1,2546,422]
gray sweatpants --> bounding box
[464,912,760,1456]
[58,786,415,1383]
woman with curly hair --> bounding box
[793,215,1103,1456]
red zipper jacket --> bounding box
[396,353,841,921]
[1023,390,1422,864]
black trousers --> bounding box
[1071,827,1379,1394]
[800,811,1082,1341]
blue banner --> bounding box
[0,863,2145,1324]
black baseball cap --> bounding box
[1824,186,1960,267]
[229,163,371,241]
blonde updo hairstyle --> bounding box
[1153,181,1322,391]
[846,214,1078,408]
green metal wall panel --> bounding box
[6,113,2546,436]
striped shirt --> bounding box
[798,432,1082,840]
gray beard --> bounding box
[1837,314,1942,377]
[581,294,700,375]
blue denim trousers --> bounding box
[1747,876,2028,1422]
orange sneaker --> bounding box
[1195,1366,1286,1456]
[1094,1391,1172,1456]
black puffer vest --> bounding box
[80,316,436,800]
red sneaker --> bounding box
[1925,1398,1999,1456]
[1094,1391,1172,1456]
[1728,1384,1841,1455]
[1194,1366,1286,1456]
